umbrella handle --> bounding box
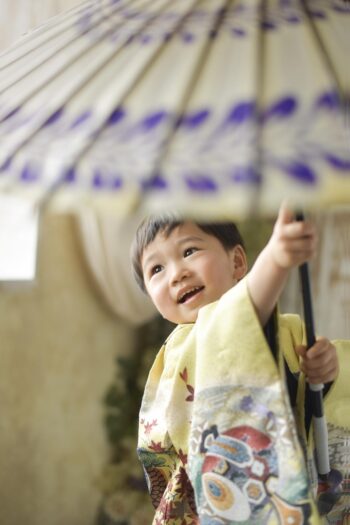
[296,212,330,476]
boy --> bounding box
[132,204,339,524]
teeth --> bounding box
[179,286,202,303]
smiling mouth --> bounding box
[178,286,204,304]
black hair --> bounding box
[131,215,245,293]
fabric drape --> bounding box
[77,211,157,326]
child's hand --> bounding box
[247,203,317,327]
[295,337,339,384]
[269,203,317,270]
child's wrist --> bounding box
[264,242,289,275]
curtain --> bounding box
[76,211,157,326]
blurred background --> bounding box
[0,2,350,525]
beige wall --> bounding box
[0,212,136,525]
[0,5,141,524]
[0,4,136,524]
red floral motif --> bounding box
[175,467,193,499]
[158,495,173,518]
[142,418,158,435]
[178,449,188,465]
[179,367,194,402]
[149,440,167,453]
[185,385,194,402]
[152,463,197,522]
[179,368,188,383]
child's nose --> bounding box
[170,262,190,285]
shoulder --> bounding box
[163,323,195,358]
[198,276,251,322]
[165,323,194,345]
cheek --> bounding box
[147,279,168,308]
[203,256,231,279]
[205,258,235,289]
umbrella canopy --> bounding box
[0,0,349,219]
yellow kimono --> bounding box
[138,277,350,525]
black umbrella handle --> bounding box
[297,258,316,349]
[296,212,330,476]
[295,212,317,349]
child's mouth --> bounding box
[178,286,204,304]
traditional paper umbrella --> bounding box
[0,0,349,515]
[0,0,349,217]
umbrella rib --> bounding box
[0,0,139,85]
[246,0,265,217]
[33,0,205,208]
[0,0,169,110]
[0,0,94,64]
[142,0,239,190]
[0,0,181,171]
[300,0,346,103]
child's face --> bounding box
[141,222,247,324]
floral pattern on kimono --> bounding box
[138,277,350,525]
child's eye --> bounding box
[150,264,163,276]
[184,247,198,257]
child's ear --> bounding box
[231,245,248,281]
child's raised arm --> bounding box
[247,204,317,327]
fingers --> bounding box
[297,338,339,384]
[276,237,316,258]
[276,201,295,226]
[276,203,316,241]
[280,220,316,241]
[271,204,317,268]
[295,344,307,359]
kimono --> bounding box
[137,276,350,525]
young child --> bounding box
[132,204,339,525]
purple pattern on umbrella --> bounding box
[75,1,350,44]
[232,28,246,37]
[43,108,64,127]
[0,157,12,172]
[232,167,261,184]
[93,169,106,188]
[92,169,123,189]
[316,92,340,110]
[332,3,350,13]
[142,174,167,191]
[262,97,297,122]
[324,154,350,170]
[2,90,349,195]
[107,107,126,126]
[226,102,256,125]
[140,111,168,131]
[177,109,210,129]
[62,167,76,183]
[185,174,217,192]
[21,164,40,182]
[282,162,317,184]
[70,111,92,130]
[1,107,20,122]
